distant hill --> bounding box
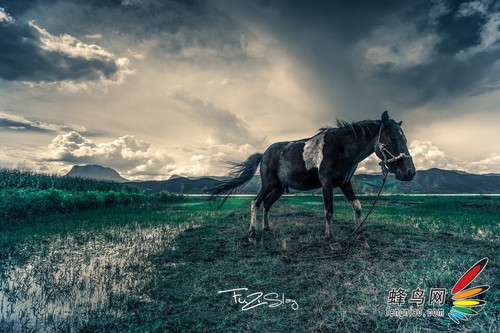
[66,165,129,183]
[352,168,500,194]
[126,176,220,194]
[66,165,500,194]
[128,168,500,195]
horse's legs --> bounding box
[322,184,342,250]
[262,185,285,231]
[340,181,369,248]
[322,185,333,239]
[249,185,274,241]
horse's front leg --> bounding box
[322,185,342,250]
[341,181,369,248]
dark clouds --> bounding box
[0,7,125,83]
[7,0,246,59]
[1,0,499,176]
[0,112,96,135]
[222,0,500,120]
[2,0,499,113]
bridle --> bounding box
[375,123,412,174]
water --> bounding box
[0,222,191,332]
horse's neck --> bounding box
[351,121,381,164]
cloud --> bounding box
[357,140,500,174]
[45,132,175,178]
[167,142,260,177]
[85,33,103,40]
[38,131,262,179]
[0,9,133,89]
[465,153,500,174]
[0,111,89,134]
[0,7,14,23]
[219,0,500,121]
[169,88,263,146]
[455,1,500,59]
[1,0,499,180]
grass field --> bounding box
[0,195,498,332]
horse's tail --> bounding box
[209,153,262,207]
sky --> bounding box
[0,0,499,180]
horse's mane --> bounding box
[318,119,380,138]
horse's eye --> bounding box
[389,137,397,143]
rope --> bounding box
[281,162,389,262]
[281,122,407,261]
[281,169,389,262]
[338,168,389,244]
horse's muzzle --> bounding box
[396,168,416,181]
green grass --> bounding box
[1,196,499,332]
[0,169,181,220]
[0,168,137,192]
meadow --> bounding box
[0,187,498,332]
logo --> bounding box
[385,257,490,324]
[448,257,490,324]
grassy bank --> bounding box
[0,196,498,332]
[0,169,181,220]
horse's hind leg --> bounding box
[249,186,273,242]
[341,181,369,248]
[262,185,285,231]
[250,199,258,239]
[322,184,341,250]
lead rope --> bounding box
[281,157,389,262]
[338,167,388,245]
[338,124,389,245]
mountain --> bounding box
[351,168,500,194]
[126,176,220,194]
[65,164,500,194]
[126,168,500,195]
[410,168,500,194]
[66,165,129,183]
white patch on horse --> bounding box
[302,133,324,170]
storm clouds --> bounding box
[0,0,499,177]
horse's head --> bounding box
[374,111,416,181]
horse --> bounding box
[210,111,416,248]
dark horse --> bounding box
[210,111,416,248]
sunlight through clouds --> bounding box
[0,1,499,178]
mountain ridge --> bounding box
[65,164,500,194]
[66,165,129,183]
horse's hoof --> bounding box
[248,228,257,245]
[248,229,256,238]
[356,234,366,241]
[329,242,342,251]
[357,240,370,249]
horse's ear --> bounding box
[381,111,390,125]
[398,121,403,126]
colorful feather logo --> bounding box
[448,258,489,324]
